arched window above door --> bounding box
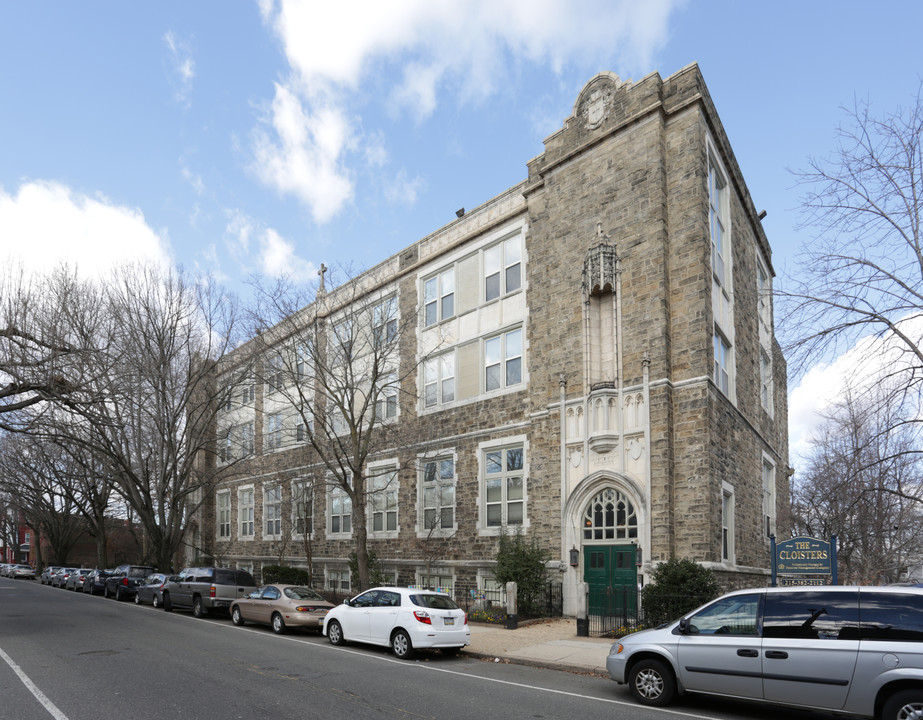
[583,488,637,541]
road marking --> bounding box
[0,646,70,720]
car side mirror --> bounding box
[678,617,689,634]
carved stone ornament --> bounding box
[582,87,613,130]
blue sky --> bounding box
[1,0,921,462]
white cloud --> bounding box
[258,227,316,281]
[384,169,425,206]
[163,31,196,107]
[254,0,679,220]
[0,181,172,278]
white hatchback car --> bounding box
[323,587,470,659]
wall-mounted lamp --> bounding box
[758,209,767,221]
[569,547,579,566]
[455,208,465,218]
[636,547,643,567]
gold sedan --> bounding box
[230,584,333,634]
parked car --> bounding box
[83,569,112,595]
[322,587,470,659]
[607,586,923,720]
[51,568,78,588]
[0,564,11,577]
[39,566,63,585]
[11,564,35,580]
[162,567,257,617]
[65,568,93,590]
[231,585,333,634]
[104,564,155,601]
[134,573,179,608]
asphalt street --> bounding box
[0,577,847,720]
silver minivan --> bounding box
[607,586,923,720]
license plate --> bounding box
[444,617,454,626]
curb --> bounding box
[460,648,609,678]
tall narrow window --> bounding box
[424,268,454,326]
[424,352,455,407]
[484,445,525,527]
[292,480,313,536]
[714,331,730,396]
[376,373,398,420]
[373,296,398,346]
[329,483,352,535]
[760,348,772,410]
[217,492,231,538]
[762,459,776,538]
[422,458,455,531]
[485,328,522,391]
[722,484,735,562]
[264,485,282,536]
[709,158,729,287]
[266,413,282,450]
[369,469,398,533]
[240,422,254,455]
[239,488,254,537]
[484,236,522,302]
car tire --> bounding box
[231,606,245,626]
[162,592,172,612]
[628,658,676,707]
[192,596,209,618]
[883,690,923,720]
[115,587,124,601]
[104,585,111,598]
[391,629,414,660]
[152,595,160,608]
[327,620,345,646]
[271,613,287,634]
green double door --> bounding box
[584,545,637,615]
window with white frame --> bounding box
[241,383,255,405]
[376,373,398,420]
[419,572,453,594]
[266,355,284,392]
[373,296,398,347]
[219,428,232,463]
[757,261,771,328]
[709,155,729,288]
[240,422,254,455]
[424,352,455,407]
[330,319,353,366]
[239,487,255,538]
[329,408,347,436]
[216,491,231,538]
[762,458,776,539]
[292,480,312,536]
[329,483,352,535]
[485,328,522,391]
[422,457,455,532]
[722,483,735,562]
[713,330,731,396]
[326,568,350,592]
[760,348,772,410]
[224,388,233,412]
[296,342,313,380]
[369,468,398,533]
[484,235,522,302]
[484,445,525,528]
[481,576,507,604]
[424,268,454,326]
[264,485,282,536]
[266,413,283,450]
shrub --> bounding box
[261,565,312,585]
[494,529,549,616]
[641,557,721,626]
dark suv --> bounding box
[162,567,257,617]
[104,564,155,601]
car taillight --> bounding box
[464,613,468,625]
[209,585,216,598]
[413,611,432,625]
[296,605,327,613]
[121,578,128,586]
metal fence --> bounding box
[585,588,716,638]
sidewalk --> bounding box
[462,618,614,676]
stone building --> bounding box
[197,64,789,615]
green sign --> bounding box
[775,536,832,574]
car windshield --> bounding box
[284,587,326,601]
[128,567,151,577]
[410,594,459,610]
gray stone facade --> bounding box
[197,64,789,613]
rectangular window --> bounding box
[296,422,305,442]
[225,388,233,412]
[420,573,454,595]
[424,352,455,407]
[292,481,312,536]
[217,491,231,538]
[369,469,398,533]
[329,484,352,535]
[485,328,522,391]
[327,569,350,592]
[266,355,284,392]
[241,383,255,404]
[484,446,525,528]
[264,485,282,536]
[760,348,772,410]
[424,268,454,326]
[239,488,254,538]
[330,319,353,366]
[422,458,455,531]
[373,296,398,347]
[722,484,735,562]
[240,422,254,455]
[296,343,313,380]
[714,330,730,396]
[266,413,282,450]
[484,236,522,302]
[219,428,232,463]
[762,459,776,538]
[709,157,729,287]
[376,373,398,420]
[757,262,771,328]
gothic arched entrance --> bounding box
[581,488,639,616]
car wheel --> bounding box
[271,613,286,634]
[327,620,345,646]
[883,690,923,720]
[152,595,160,608]
[192,596,209,618]
[162,592,172,612]
[115,587,124,601]
[391,629,414,660]
[628,658,676,707]
[231,606,245,626]
[103,585,111,598]
[134,593,141,605]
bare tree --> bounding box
[791,385,923,584]
[245,266,435,590]
[782,85,923,468]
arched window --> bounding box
[583,488,637,540]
